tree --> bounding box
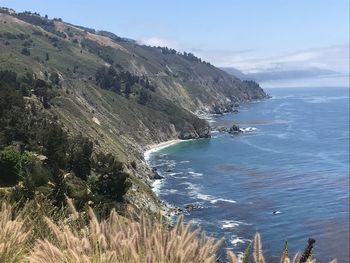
[50,72,59,85]
[0,146,22,186]
[68,135,93,180]
[21,48,30,56]
[138,89,150,105]
[20,152,50,199]
[42,122,68,169]
[0,77,29,146]
[124,81,132,98]
[50,167,67,207]
[33,79,56,108]
[92,153,131,202]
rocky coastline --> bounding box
[144,101,263,219]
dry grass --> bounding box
[227,233,337,263]
[28,203,223,263]
[0,200,339,263]
[0,203,30,263]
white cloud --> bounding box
[138,37,349,77]
[196,44,350,74]
[138,37,183,51]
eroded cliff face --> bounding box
[0,10,268,213]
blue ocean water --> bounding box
[148,87,349,262]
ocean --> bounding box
[146,87,349,262]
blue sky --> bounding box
[2,0,349,85]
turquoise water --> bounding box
[148,87,349,262]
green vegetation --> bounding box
[0,8,272,260]
[21,47,30,56]
[0,70,131,215]
[0,146,23,186]
[95,65,156,97]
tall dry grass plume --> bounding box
[226,233,337,263]
[28,199,223,263]
[0,203,30,263]
[0,199,339,263]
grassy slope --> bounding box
[0,12,266,213]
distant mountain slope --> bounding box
[0,8,268,212]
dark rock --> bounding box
[185,204,195,211]
[212,124,243,134]
[179,131,196,139]
[184,203,202,212]
[229,124,241,134]
[196,125,211,138]
[153,172,163,179]
[167,207,183,216]
[212,105,224,115]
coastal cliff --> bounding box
[0,8,268,213]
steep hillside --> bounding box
[0,9,268,212]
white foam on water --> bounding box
[188,171,204,177]
[273,210,282,215]
[152,179,164,195]
[221,221,240,229]
[182,182,215,201]
[239,127,258,133]
[167,172,183,176]
[196,193,215,202]
[182,182,237,204]
[230,236,246,246]
[211,198,237,204]
[162,189,178,195]
[151,162,169,168]
[179,160,190,164]
[221,220,251,229]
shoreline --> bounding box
[144,139,185,163]
[143,138,196,218]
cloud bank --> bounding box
[139,37,349,86]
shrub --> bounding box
[20,152,51,199]
[49,72,59,85]
[21,48,31,56]
[0,147,22,186]
[41,123,68,169]
[68,135,93,180]
[92,153,131,202]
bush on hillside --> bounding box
[92,153,131,202]
[21,48,31,56]
[68,134,93,180]
[0,147,22,186]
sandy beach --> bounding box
[144,139,183,162]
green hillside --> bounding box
[0,8,267,214]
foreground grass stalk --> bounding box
[0,200,339,263]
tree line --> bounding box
[0,70,131,215]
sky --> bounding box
[2,0,349,86]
